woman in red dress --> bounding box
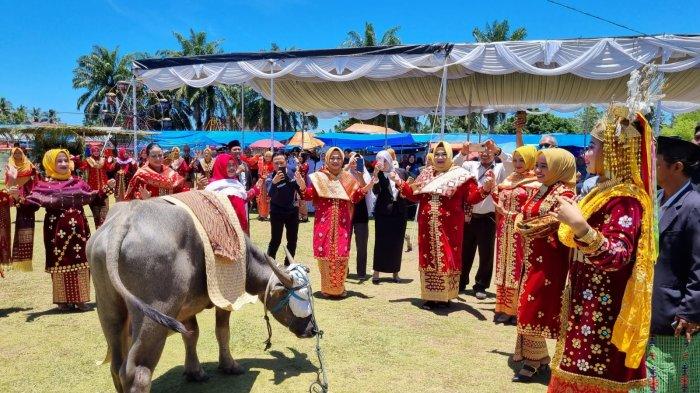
[512,147,576,382]
[5,147,38,271]
[112,147,137,201]
[256,151,274,221]
[9,149,114,310]
[303,147,373,298]
[169,146,190,180]
[392,141,493,309]
[491,145,539,325]
[124,143,190,200]
[204,153,262,234]
[548,109,655,393]
[297,152,310,222]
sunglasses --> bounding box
[538,143,553,150]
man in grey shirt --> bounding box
[453,141,513,300]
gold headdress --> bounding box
[560,66,660,368]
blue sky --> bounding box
[0,0,697,130]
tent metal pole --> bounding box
[269,61,275,153]
[384,110,389,148]
[241,84,246,148]
[439,62,448,140]
[131,76,138,156]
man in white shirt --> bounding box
[453,140,513,300]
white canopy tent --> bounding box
[133,35,700,138]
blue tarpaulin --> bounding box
[149,130,588,152]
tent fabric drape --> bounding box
[134,35,700,115]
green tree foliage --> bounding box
[576,106,603,134]
[497,112,578,134]
[72,46,133,124]
[472,20,528,131]
[661,110,700,141]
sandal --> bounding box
[512,363,539,383]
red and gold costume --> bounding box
[549,108,656,392]
[0,190,12,269]
[303,147,367,296]
[513,148,576,366]
[192,148,215,189]
[256,152,274,219]
[492,145,539,317]
[20,149,112,305]
[112,148,137,201]
[5,147,38,271]
[399,142,487,302]
[169,147,190,180]
[124,163,189,200]
[80,146,114,227]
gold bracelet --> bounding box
[576,227,597,245]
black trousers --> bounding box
[353,222,369,277]
[267,209,299,265]
[459,213,496,292]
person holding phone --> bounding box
[642,137,700,392]
[454,140,513,300]
[346,152,376,280]
[265,152,306,266]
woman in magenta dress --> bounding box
[491,145,539,325]
[205,153,262,235]
[512,148,576,382]
[9,149,114,310]
[303,147,374,298]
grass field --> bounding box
[0,202,551,393]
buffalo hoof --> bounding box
[184,369,210,383]
[219,363,246,375]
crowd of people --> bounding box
[1,110,699,392]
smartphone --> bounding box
[356,157,365,172]
[471,143,486,152]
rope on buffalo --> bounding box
[262,266,329,393]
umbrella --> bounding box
[249,139,284,148]
[287,130,325,149]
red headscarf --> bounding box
[210,153,235,181]
[90,145,100,157]
[118,148,127,160]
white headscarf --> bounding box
[376,150,398,199]
[205,179,248,200]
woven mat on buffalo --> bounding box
[162,191,252,311]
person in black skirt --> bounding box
[371,150,409,284]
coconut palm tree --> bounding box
[0,97,14,124]
[472,20,527,131]
[342,22,401,47]
[157,29,235,130]
[72,46,133,124]
[30,107,42,122]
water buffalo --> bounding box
[87,198,316,393]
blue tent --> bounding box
[314,132,415,150]
[150,130,295,149]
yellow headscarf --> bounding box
[170,147,181,161]
[425,153,434,167]
[324,147,344,173]
[537,148,576,187]
[8,147,33,173]
[513,145,537,171]
[42,149,73,181]
[432,141,453,173]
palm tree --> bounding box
[342,22,401,47]
[240,44,318,132]
[0,97,14,124]
[472,19,527,131]
[46,109,60,124]
[157,29,237,130]
[13,105,28,124]
[30,107,42,122]
[72,46,133,124]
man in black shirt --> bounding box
[266,152,306,265]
